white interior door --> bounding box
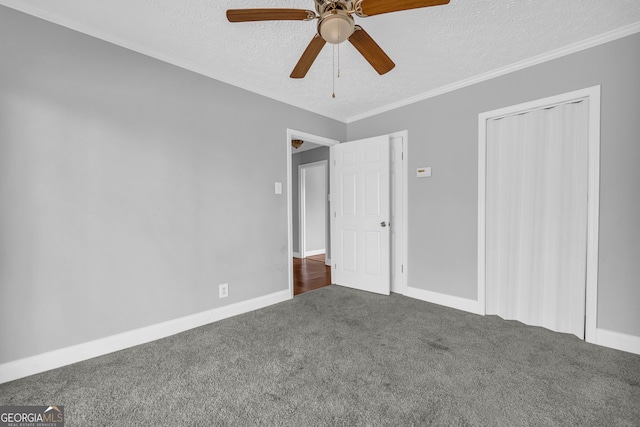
[330,135,390,295]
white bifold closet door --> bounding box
[485,100,589,339]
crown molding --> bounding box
[2,2,639,125]
[346,21,640,124]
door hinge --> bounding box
[402,264,404,273]
[402,152,404,160]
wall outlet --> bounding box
[219,283,229,299]
[417,167,432,178]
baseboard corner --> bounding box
[595,328,640,355]
[303,249,326,257]
[405,286,484,316]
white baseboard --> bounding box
[406,288,640,355]
[303,249,325,257]
[294,251,326,259]
[595,328,640,356]
[406,286,484,316]
[325,258,331,267]
[0,290,291,384]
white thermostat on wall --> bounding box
[417,167,432,178]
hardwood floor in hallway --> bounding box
[293,254,332,296]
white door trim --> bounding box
[299,160,328,259]
[477,86,601,343]
[389,131,408,295]
[287,129,339,298]
[286,129,408,299]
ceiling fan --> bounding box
[227,0,450,78]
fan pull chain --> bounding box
[332,44,336,98]
[337,42,340,78]
[331,23,342,98]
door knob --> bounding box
[380,221,387,227]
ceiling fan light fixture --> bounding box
[226,0,451,78]
[318,10,354,44]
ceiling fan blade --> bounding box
[348,26,395,75]
[226,8,315,23]
[290,35,327,79]
[358,0,449,17]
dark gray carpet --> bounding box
[1,285,639,426]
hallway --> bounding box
[293,254,332,295]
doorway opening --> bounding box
[299,161,328,259]
[286,129,408,298]
[286,130,339,297]
[296,160,329,295]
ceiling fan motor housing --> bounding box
[314,0,356,14]
[318,9,355,44]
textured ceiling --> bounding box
[2,0,640,122]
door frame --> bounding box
[299,160,328,258]
[287,129,409,298]
[389,131,408,295]
[477,86,601,343]
[287,129,339,299]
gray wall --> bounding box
[347,33,640,337]
[291,147,331,257]
[2,4,638,365]
[0,6,345,364]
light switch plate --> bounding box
[417,167,432,178]
[275,182,282,194]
